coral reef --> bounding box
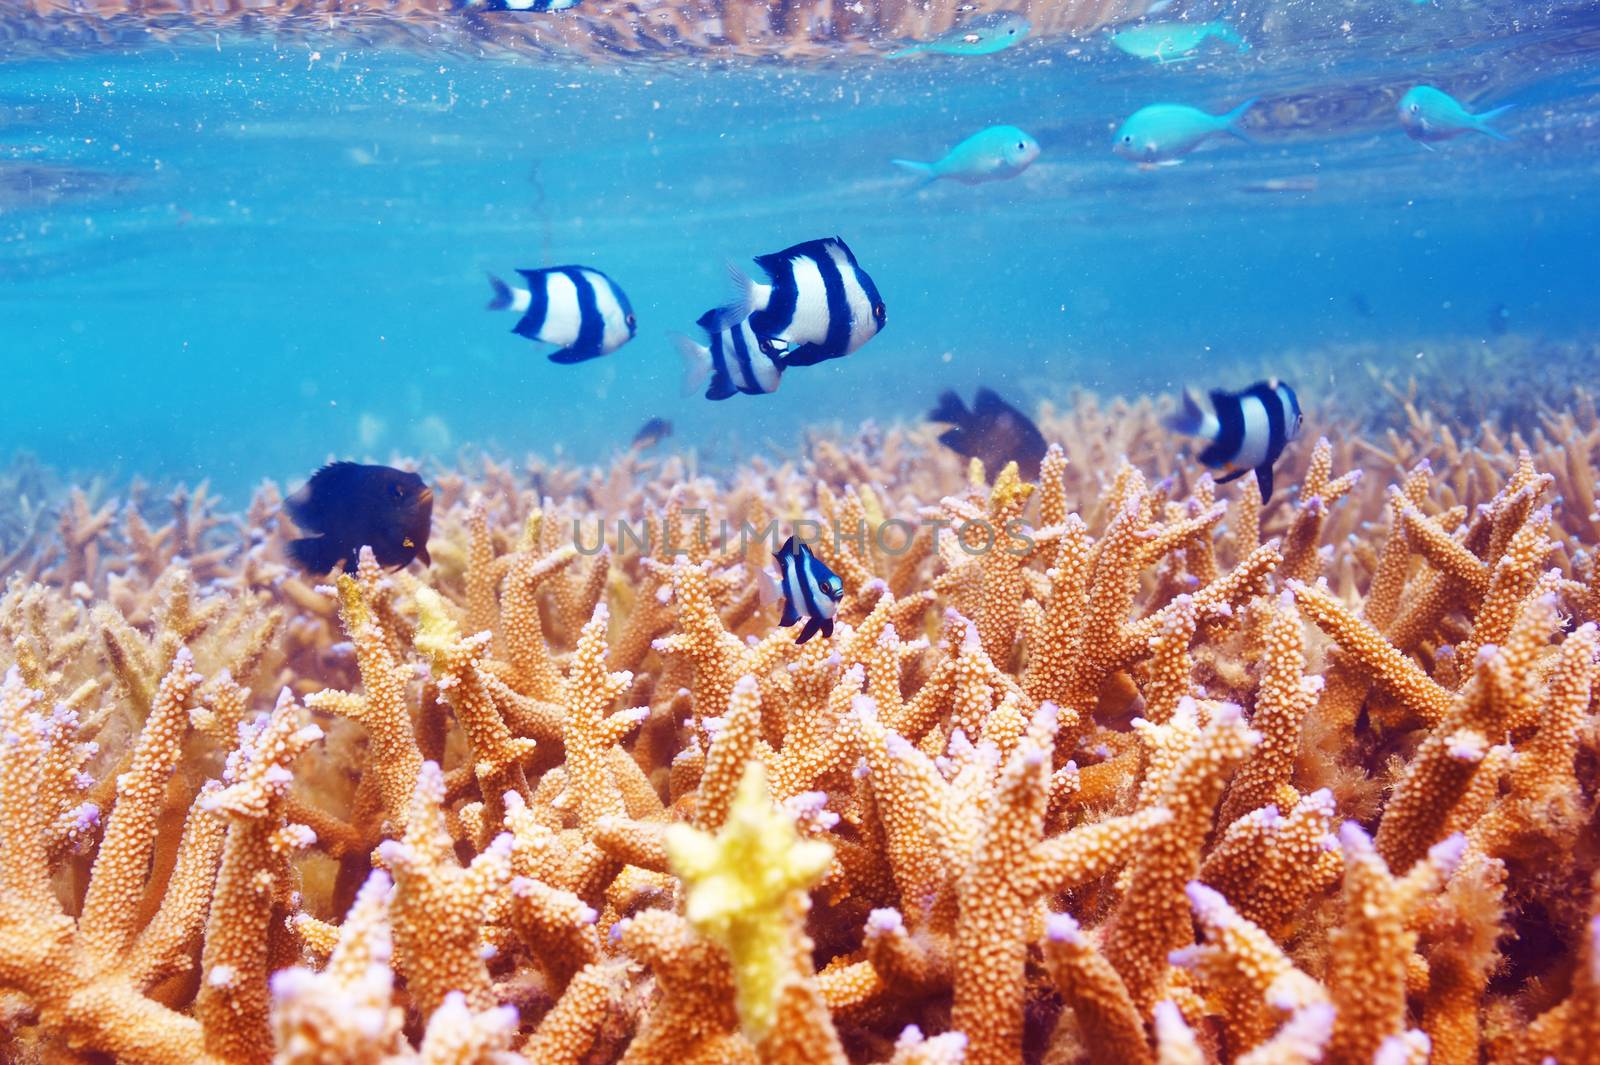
[3,388,1600,1065]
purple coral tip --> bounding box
[1044,912,1083,944]
[866,908,904,937]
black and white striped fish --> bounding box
[758,536,844,644]
[467,0,579,11]
[1165,379,1303,503]
[675,308,785,401]
[485,266,636,364]
[711,237,887,368]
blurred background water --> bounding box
[2,0,1597,497]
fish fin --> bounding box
[287,536,347,576]
[547,344,605,365]
[1475,104,1513,140]
[973,387,1011,417]
[415,543,432,567]
[1214,467,1250,484]
[485,273,514,311]
[1254,464,1275,504]
[1223,97,1259,142]
[936,427,968,454]
[891,159,938,187]
[284,486,318,529]
[794,616,823,644]
[703,261,755,333]
[757,566,781,607]
[820,617,835,639]
[776,535,797,557]
[928,390,970,426]
[286,462,363,530]
[674,334,713,397]
[770,342,833,369]
[1164,388,1207,435]
[779,597,802,628]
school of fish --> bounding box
[285,7,1519,644]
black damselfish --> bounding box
[630,417,673,451]
[927,387,1049,481]
[758,536,844,644]
[285,462,434,575]
[1165,379,1303,503]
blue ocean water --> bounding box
[2,1,1597,498]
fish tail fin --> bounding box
[1475,104,1513,140]
[674,333,713,397]
[757,565,781,607]
[1164,388,1207,436]
[704,261,755,333]
[287,536,346,575]
[485,273,514,311]
[891,158,937,188]
[1223,97,1259,142]
[928,389,970,427]
[795,616,824,644]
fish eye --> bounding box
[1007,27,1015,34]
[1122,135,1132,143]
[1410,104,1421,114]
[874,302,885,318]
[390,483,407,499]
[625,313,636,328]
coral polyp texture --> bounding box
[4,391,1600,1065]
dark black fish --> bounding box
[758,536,843,644]
[285,462,434,575]
[631,417,674,451]
[928,387,1049,481]
[1165,379,1302,503]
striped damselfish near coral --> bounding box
[2,391,1599,1064]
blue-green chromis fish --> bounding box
[1113,99,1257,165]
[892,125,1040,187]
[886,11,1030,58]
[1110,21,1248,62]
[1398,85,1512,145]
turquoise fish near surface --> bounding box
[1113,99,1257,165]
[1110,20,1248,63]
[886,11,1030,58]
[1397,85,1512,145]
[892,125,1040,187]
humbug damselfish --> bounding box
[1165,379,1303,503]
[758,536,845,644]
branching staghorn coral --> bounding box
[4,390,1600,1064]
